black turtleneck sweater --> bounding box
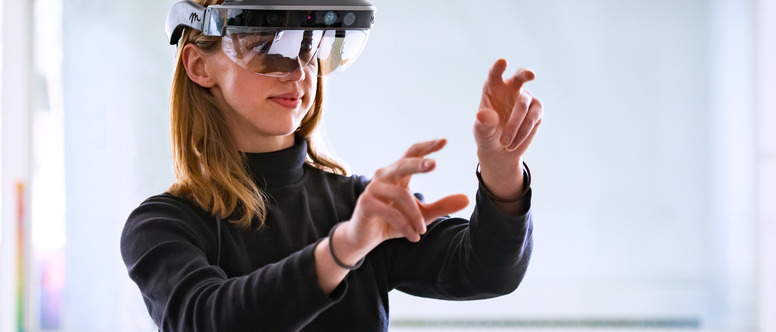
[120,140,533,332]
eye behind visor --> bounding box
[221,28,368,77]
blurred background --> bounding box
[0,0,774,331]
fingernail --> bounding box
[500,136,510,146]
[422,160,433,170]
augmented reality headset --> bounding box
[166,0,376,77]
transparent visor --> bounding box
[221,27,369,77]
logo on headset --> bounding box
[189,12,202,24]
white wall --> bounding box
[13,0,759,331]
[60,0,175,330]
[323,0,754,329]
[755,0,776,330]
[707,0,756,328]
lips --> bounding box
[270,92,303,100]
[268,92,303,109]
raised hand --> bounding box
[345,139,470,250]
[474,59,543,202]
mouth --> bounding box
[268,92,303,109]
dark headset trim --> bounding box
[205,8,374,35]
[168,0,374,45]
[170,9,374,45]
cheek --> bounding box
[304,68,318,102]
[223,70,271,110]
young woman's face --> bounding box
[207,48,317,152]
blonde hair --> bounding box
[168,0,346,229]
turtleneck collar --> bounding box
[243,139,308,188]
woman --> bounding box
[120,0,543,330]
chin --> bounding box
[256,122,300,137]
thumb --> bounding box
[473,109,502,149]
[418,194,470,223]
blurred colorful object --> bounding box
[38,250,64,329]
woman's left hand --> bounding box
[474,59,543,201]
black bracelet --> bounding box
[328,223,364,270]
[476,161,532,203]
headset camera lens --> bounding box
[344,12,356,26]
[267,12,281,25]
[324,11,338,25]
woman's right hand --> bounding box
[316,139,470,294]
[340,139,470,253]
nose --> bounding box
[278,66,306,83]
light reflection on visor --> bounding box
[222,28,369,77]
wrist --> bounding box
[477,153,525,199]
[476,148,521,166]
[334,221,377,259]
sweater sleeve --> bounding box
[120,196,346,332]
[379,183,534,300]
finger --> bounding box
[473,108,502,149]
[487,59,509,84]
[508,97,543,151]
[360,194,420,242]
[368,181,425,234]
[513,118,541,157]
[506,67,535,91]
[418,194,470,223]
[404,139,447,158]
[374,157,435,183]
[501,90,533,149]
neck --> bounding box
[235,133,296,153]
